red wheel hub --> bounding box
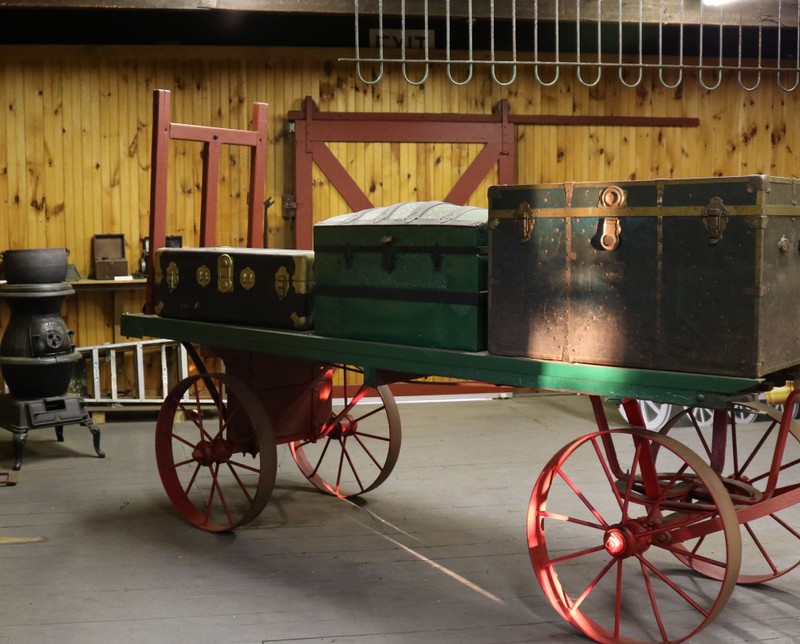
[191,437,233,466]
[603,521,651,558]
[325,415,356,440]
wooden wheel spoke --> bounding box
[621,438,649,517]
[639,558,670,643]
[571,557,617,613]
[227,459,261,475]
[538,510,605,531]
[637,552,710,616]
[176,401,211,439]
[351,405,386,424]
[335,439,347,494]
[555,465,610,529]
[226,462,254,504]
[692,423,712,460]
[209,463,235,528]
[662,543,729,571]
[172,456,196,469]
[352,434,385,470]
[185,462,202,495]
[613,560,623,639]
[737,423,774,479]
[744,522,780,575]
[170,432,196,450]
[768,511,800,541]
[310,437,333,477]
[340,437,366,494]
[352,431,390,443]
[749,456,800,486]
[547,543,608,566]
[590,436,626,512]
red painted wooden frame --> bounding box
[289,97,516,250]
[146,89,269,313]
[289,97,699,250]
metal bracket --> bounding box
[282,194,297,221]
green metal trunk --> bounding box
[488,175,800,379]
[314,202,488,350]
[154,247,314,330]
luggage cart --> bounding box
[130,89,800,643]
[120,311,800,644]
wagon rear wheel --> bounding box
[156,373,277,532]
[659,404,800,584]
[528,428,740,644]
[289,365,401,498]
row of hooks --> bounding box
[345,0,800,91]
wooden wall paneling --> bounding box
[43,59,66,250]
[24,60,45,249]
[4,44,800,366]
[98,61,115,243]
[0,60,7,256]
[5,61,24,251]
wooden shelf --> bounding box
[69,278,147,292]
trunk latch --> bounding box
[702,196,728,245]
[217,253,234,293]
[515,202,534,243]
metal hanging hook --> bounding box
[617,0,643,88]
[534,0,560,86]
[354,0,384,84]
[489,0,518,86]
[737,2,762,91]
[776,0,800,92]
[698,3,723,91]
[445,0,473,85]
[575,0,602,87]
[400,0,430,86]
[658,0,684,89]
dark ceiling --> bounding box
[0,5,785,61]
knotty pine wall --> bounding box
[0,44,797,358]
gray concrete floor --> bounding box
[1,393,799,643]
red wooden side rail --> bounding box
[145,89,269,313]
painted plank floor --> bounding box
[1,393,799,644]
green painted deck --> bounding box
[120,313,763,408]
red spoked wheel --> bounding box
[156,373,277,532]
[528,428,741,644]
[289,365,401,498]
[659,403,800,584]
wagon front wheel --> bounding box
[289,365,401,498]
[156,373,277,532]
[528,428,741,643]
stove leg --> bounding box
[12,430,27,471]
[55,425,64,442]
[83,419,105,459]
